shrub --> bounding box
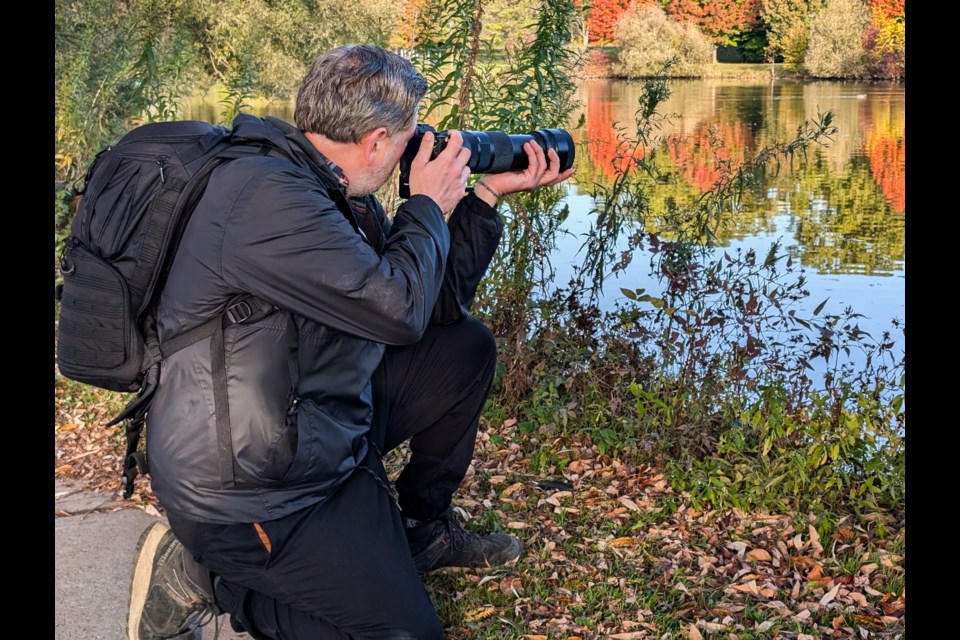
[804,0,872,78]
[781,19,810,69]
[612,4,713,78]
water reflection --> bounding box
[572,79,905,277]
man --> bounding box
[126,44,574,640]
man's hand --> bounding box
[408,130,472,215]
[473,141,576,207]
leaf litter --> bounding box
[55,388,905,638]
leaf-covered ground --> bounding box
[55,383,905,639]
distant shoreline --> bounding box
[577,52,905,83]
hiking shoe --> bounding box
[127,522,216,640]
[406,509,523,572]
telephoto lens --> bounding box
[398,124,575,198]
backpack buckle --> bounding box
[226,299,254,324]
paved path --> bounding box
[55,479,246,640]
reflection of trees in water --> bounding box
[665,119,753,192]
[572,79,904,276]
[787,154,905,276]
[582,90,646,183]
[860,94,905,214]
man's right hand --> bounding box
[407,131,472,215]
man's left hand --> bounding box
[473,141,575,207]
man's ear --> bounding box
[359,127,390,166]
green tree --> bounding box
[483,0,541,52]
[760,0,817,64]
[804,0,871,78]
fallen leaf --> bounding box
[807,564,824,581]
[464,606,497,622]
[747,549,772,563]
[755,621,775,632]
[522,636,547,640]
[619,496,641,511]
[507,521,529,529]
[859,563,878,575]
[684,624,703,640]
[499,577,523,596]
[609,634,645,640]
[610,537,637,547]
[809,525,823,555]
[501,482,525,495]
[881,595,905,617]
[820,584,840,605]
[726,541,748,555]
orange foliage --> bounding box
[390,0,428,50]
[585,94,646,181]
[865,133,905,214]
[665,121,753,193]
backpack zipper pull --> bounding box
[157,155,169,183]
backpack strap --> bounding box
[205,296,279,489]
[112,294,279,496]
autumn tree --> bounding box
[863,0,904,79]
[804,0,871,78]
[587,0,635,44]
[665,0,764,61]
[613,3,713,77]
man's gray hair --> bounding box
[295,45,427,143]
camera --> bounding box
[398,124,575,199]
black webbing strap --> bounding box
[210,314,238,488]
[204,296,278,488]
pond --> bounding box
[182,77,905,374]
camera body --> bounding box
[398,124,575,199]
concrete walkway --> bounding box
[55,479,246,640]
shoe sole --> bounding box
[127,522,169,640]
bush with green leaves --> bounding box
[804,0,872,78]
[612,4,714,78]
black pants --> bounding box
[167,316,498,640]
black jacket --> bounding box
[146,114,503,523]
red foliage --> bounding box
[585,88,646,181]
[665,120,753,192]
[665,0,762,45]
[586,0,655,44]
[865,132,905,214]
[868,0,904,19]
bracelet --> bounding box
[474,180,501,200]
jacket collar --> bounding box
[230,114,349,194]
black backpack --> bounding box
[56,120,279,497]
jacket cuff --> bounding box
[463,192,500,219]
[402,194,445,220]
